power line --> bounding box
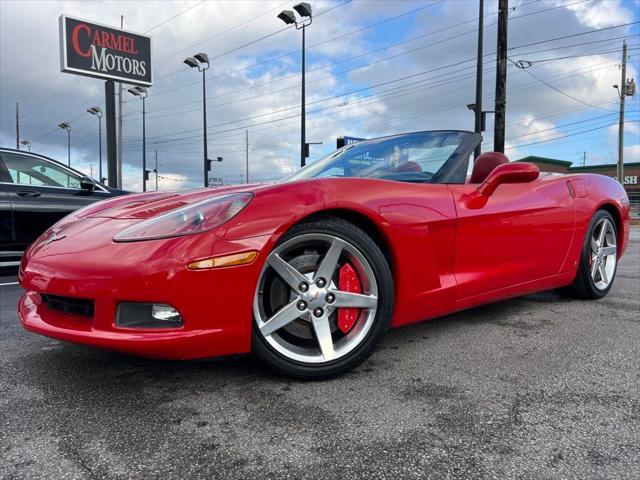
[151,0,591,99]
[134,41,631,144]
[143,1,206,33]
[506,120,639,149]
[145,17,638,120]
[508,20,640,51]
[508,56,616,112]
[153,2,290,66]
[26,0,612,143]
[132,60,625,152]
[154,0,355,82]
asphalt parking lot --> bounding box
[1,229,638,480]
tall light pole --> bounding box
[58,122,71,166]
[19,139,31,152]
[184,53,211,188]
[87,107,103,182]
[278,2,312,168]
[154,150,159,191]
[128,87,148,192]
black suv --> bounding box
[0,148,128,268]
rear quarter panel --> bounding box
[563,174,630,273]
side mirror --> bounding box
[80,177,96,192]
[466,162,539,209]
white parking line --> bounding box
[0,282,19,286]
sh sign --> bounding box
[59,15,152,86]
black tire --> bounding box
[559,209,618,299]
[252,217,394,379]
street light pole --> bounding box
[202,66,208,188]
[128,87,148,192]
[278,3,312,168]
[154,150,159,191]
[184,53,211,188]
[58,122,71,166]
[87,107,103,182]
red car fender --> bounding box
[221,178,459,328]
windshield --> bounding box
[286,130,480,184]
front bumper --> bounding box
[18,217,271,360]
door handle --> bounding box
[16,190,42,198]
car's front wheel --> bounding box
[252,217,394,379]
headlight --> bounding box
[113,192,252,242]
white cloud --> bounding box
[624,144,640,162]
[559,0,633,28]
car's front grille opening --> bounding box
[41,294,95,318]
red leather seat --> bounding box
[394,161,422,173]
[470,152,509,183]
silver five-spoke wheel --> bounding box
[254,233,379,364]
[590,217,617,291]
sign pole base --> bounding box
[105,80,117,188]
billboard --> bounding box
[59,15,152,86]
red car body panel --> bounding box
[18,173,630,360]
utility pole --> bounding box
[474,0,484,159]
[15,103,20,149]
[116,14,124,189]
[245,129,249,183]
[494,0,508,153]
[617,41,627,184]
[154,150,159,191]
[583,151,586,167]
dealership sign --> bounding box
[337,136,367,149]
[59,15,152,86]
[614,175,639,185]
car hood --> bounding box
[87,183,268,219]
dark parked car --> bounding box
[0,148,127,267]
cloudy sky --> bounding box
[1,0,638,191]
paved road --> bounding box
[1,230,638,480]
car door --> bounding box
[449,177,575,300]
[0,163,14,265]
[0,151,110,250]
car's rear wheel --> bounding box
[560,209,618,299]
[252,217,394,379]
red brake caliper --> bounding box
[338,263,362,334]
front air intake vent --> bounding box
[41,294,95,318]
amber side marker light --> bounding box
[188,251,258,270]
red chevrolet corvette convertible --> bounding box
[18,130,630,378]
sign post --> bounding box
[105,81,117,187]
[59,15,152,188]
